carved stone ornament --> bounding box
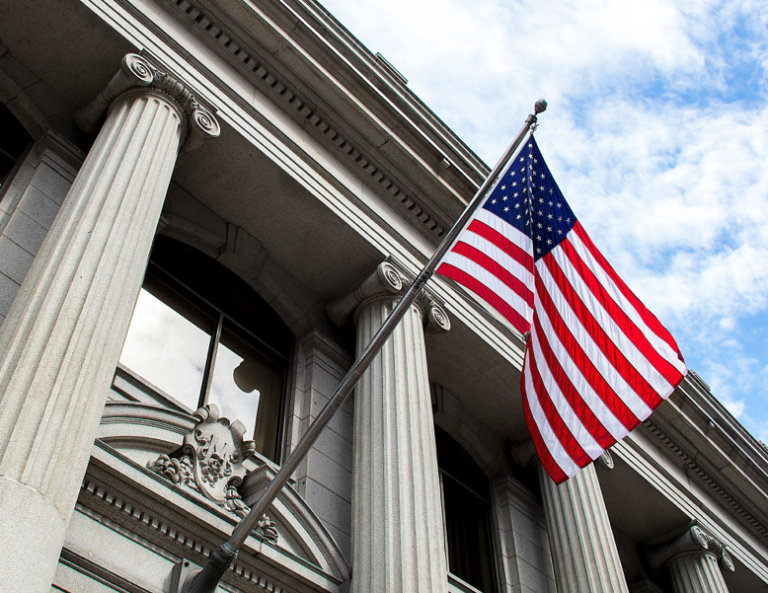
[326,259,451,333]
[597,449,615,470]
[147,404,277,543]
[75,53,220,150]
[646,524,734,573]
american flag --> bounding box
[437,136,687,483]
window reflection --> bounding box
[119,277,214,410]
[210,324,283,458]
[117,238,291,463]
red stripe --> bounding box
[521,349,569,484]
[526,330,591,466]
[543,248,663,409]
[437,263,530,334]
[451,241,534,307]
[573,223,685,368]
[534,267,640,430]
[468,219,534,274]
[530,310,616,449]
[560,232,683,390]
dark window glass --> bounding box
[119,237,292,461]
[436,426,496,592]
[0,102,32,190]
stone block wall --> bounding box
[287,331,354,558]
[492,477,556,593]
[0,132,80,326]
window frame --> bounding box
[119,241,292,462]
[435,426,499,593]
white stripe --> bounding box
[569,230,686,376]
[441,251,533,320]
[549,245,673,396]
[524,354,579,478]
[458,230,534,287]
[532,287,628,441]
[537,259,654,421]
[528,323,604,459]
[475,207,533,254]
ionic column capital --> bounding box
[75,53,220,150]
[327,260,450,333]
[510,440,615,471]
[647,525,735,573]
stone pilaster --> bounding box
[0,53,218,592]
[648,526,734,593]
[539,462,630,593]
[329,261,451,593]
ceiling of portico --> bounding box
[172,123,385,298]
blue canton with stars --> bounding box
[481,135,576,260]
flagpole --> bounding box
[182,99,546,593]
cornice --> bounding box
[165,0,482,240]
[682,371,768,477]
[642,415,768,541]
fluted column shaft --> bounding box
[648,525,734,593]
[0,54,218,592]
[668,552,730,593]
[337,262,450,593]
[539,463,629,593]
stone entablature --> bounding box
[166,0,483,239]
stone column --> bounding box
[0,53,219,592]
[538,454,630,593]
[648,525,735,593]
[328,261,451,593]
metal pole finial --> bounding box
[534,99,548,115]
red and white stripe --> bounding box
[438,208,686,483]
[437,208,534,334]
[524,222,685,482]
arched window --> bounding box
[0,102,32,191]
[119,236,292,461]
[436,426,497,592]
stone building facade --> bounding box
[0,1,766,592]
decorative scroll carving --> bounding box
[597,450,615,470]
[148,454,194,486]
[147,404,277,543]
[647,524,734,573]
[326,259,451,333]
[75,53,220,150]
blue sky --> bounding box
[320,0,768,443]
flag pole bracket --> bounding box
[170,559,197,593]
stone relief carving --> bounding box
[147,404,277,543]
[326,259,451,333]
[647,524,735,573]
[75,53,220,151]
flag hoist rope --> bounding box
[183,99,547,593]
